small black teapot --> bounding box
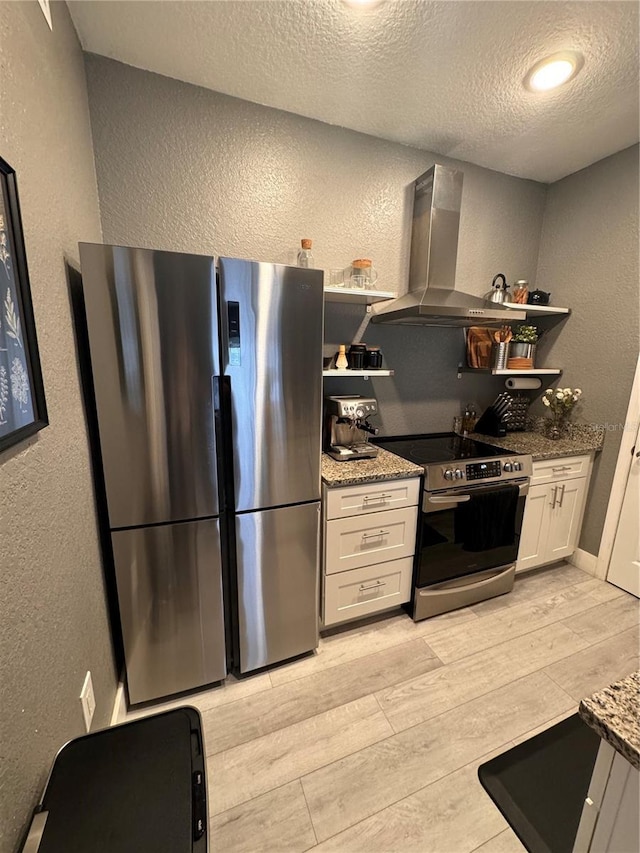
[527,289,551,306]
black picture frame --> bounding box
[0,156,48,453]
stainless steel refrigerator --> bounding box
[79,244,323,704]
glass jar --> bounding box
[513,280,529,304]
[297,239,314,268]
[349,259,377,289]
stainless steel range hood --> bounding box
[371,164,526,327]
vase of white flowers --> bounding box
[541,387,582,439]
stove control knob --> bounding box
[455,468,464,479]
[503,462,513,472]
[444,469,455,481]
[513,461,522,471]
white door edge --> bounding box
[597,353,640,581]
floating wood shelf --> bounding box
[459,368,563,376]
[322,369,394,378]
[323,287,396,305]
[503,302,571,317]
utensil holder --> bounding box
[492,342,510,370]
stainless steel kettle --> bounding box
[484,273,510,304]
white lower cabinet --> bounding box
[573,741,639,853]
[517,455,592,572]
[322,478,420,627]
[323,558,414,627]
[325,507,417,575]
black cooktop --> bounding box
[375,433,516,465]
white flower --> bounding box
[542,397,550,406]
[545,389,553,394]
[574,389,582,397]
[556,390,564,400]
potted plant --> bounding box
[510,324,539,361]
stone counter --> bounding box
[322,448,423,487]
[579,671,640,770]
[470,423,605,461]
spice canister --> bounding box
[365,347,383,369]
[348,344,367,370]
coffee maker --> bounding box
[324,395,379,461]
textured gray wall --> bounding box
[0,4,116,851]
[535,144,640,556]
[83,54,547,432]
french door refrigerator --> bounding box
[79,244,323,704]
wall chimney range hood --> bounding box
[371,164,526,327]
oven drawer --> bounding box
[325,507,418,575]
[531,455,592,485]
[323,558,413,627]
[325,478,420,520]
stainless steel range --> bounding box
[376,434,532,620]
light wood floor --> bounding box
[125,562,639,852]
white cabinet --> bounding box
[325,478,420,520]
[517,483,550,571]
[325,507,417,575]
[517,455,592,572]
[574,741,640,853]
[324,558,414,627]
[322,478,420,627]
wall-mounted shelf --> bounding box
[459,367,563,376]
[324,286,396,305]
[323,369,394,378]
[503,302,571,317]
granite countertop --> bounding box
[470,422,605,461]
[322,447,423,487]
[579,671,640,770]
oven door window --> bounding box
[416,485,526,587]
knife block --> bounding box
[474,405,508,437]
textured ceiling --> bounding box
[68,0,639,183]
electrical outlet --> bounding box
[80,671,96,732]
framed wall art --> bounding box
[0,156,48,453]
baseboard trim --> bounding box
[110,680,126,726]
[569,548,598,576]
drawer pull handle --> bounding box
[363,493,393,503]
[552,465,571,472]
[362,530,390,540]
[359,581,386,592]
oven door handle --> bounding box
[426,481,529,504]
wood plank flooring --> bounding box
[125,561,639,852]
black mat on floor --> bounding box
[478,714,600,853]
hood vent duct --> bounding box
[372,164,526,327]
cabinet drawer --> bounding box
[325,478,420,520]
[323,558,413,627]
[325,507,417,575]
[531,455,591,485]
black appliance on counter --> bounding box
[375,433,532,620]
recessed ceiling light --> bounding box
[525,51,584,92]
[343,0,386,9]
